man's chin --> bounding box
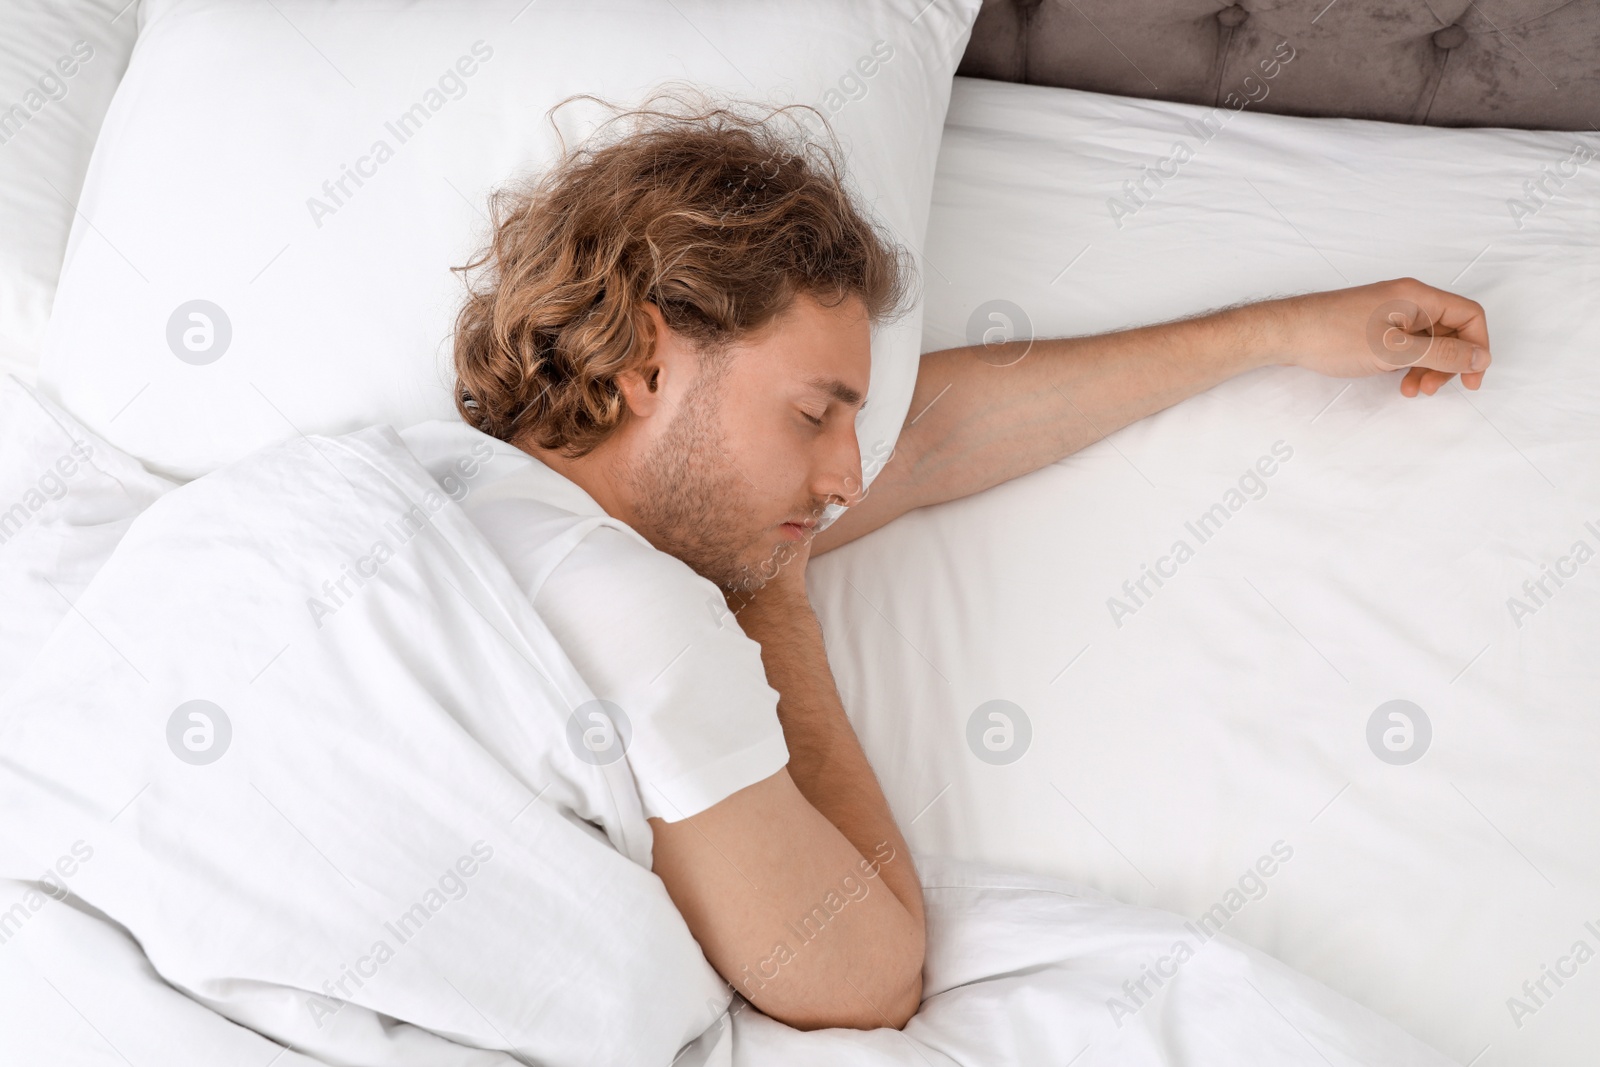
[709,546,783,596]
[670,540,768,595]
[667,525,802,594]
[734,535,814,591]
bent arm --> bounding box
[650,579,925,1032]
[731,582,925,941]
[650,769,923,1032]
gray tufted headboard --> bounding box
[957,0,1600,131]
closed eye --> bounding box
[801,410,825,427]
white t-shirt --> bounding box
[400,420,790,823]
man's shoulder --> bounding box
[404,420,737,634]
[551,523,736,636]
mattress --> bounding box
[808,75,1600,1066]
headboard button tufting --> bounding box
[958,0,1594,127]
[1217,4,1249,28]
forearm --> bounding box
[732,591,925,937]
[814,298,1285,553]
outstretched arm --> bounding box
[813,277,1491,555]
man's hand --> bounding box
[1266,277,1492,397]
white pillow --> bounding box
[0,0,140,384]
[38,0,981,503]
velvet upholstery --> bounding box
[957,0,1600,130]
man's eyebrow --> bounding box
[802,375,867,410]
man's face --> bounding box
[619,291,872,592]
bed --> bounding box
[2,1,1596,1064]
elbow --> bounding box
[864,921,926,1030]
[882,966,924,1030]
[769,959,924,1033]
[748,903,928,1032]
[878,907,928,1029]
[833,959,929,1032]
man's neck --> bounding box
[521,441,636,530]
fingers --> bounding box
[1418,333,1487,375]
[1377,279,1492,396]
[1399,364,1486,398]
[1375,319,1482,371]
[1401,366,1451,397]
[1412,279,1491,354]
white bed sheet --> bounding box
[807,76,1600,1067]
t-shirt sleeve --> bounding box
[531,525,790,823]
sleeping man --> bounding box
[443,96,1493,1033]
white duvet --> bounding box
[0,374,1455,1065]
[0,375,721,1065]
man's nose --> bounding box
[815,423,864,509]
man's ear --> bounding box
[616,302,669,417]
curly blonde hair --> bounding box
[450,87,916,458]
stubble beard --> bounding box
[622,368,778,594]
